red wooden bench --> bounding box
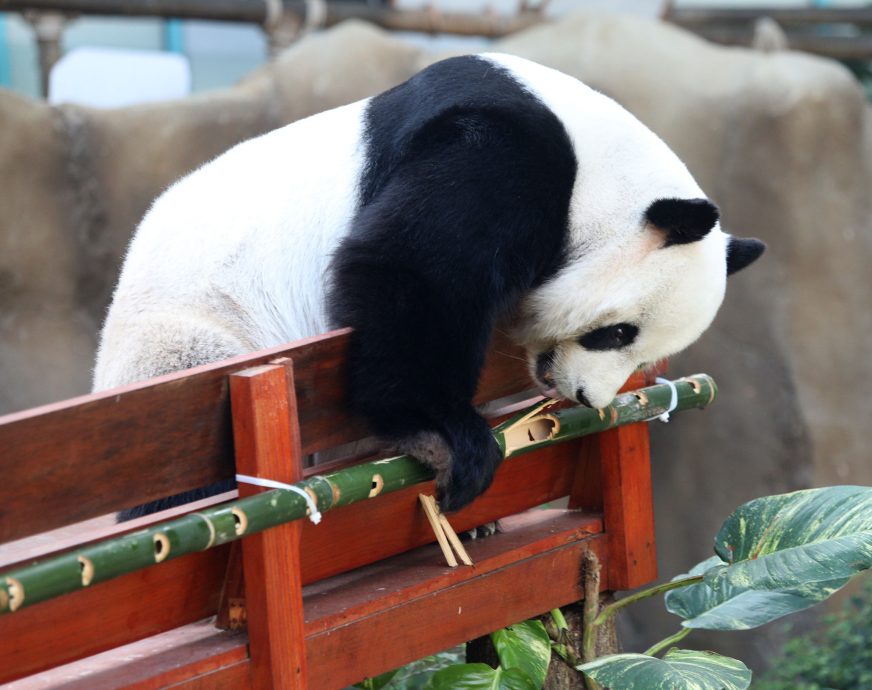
[0,328,662,689]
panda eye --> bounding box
[579,323,639,351]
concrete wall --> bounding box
[1,14,870,672]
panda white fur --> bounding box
[94,53,764,514]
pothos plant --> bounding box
[358,485,872,690]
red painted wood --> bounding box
[0,441,582,684]
[12,510,606,690]
[230,361,308,689]
[0,547,230,684]
[0,330,663,686]
[299,440,579,584]
[0,329,532,542]
[568,367,659,591]
[592,423,657,590]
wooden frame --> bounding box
[0,329,658,689]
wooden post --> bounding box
[570,424,657,591]
[230,359,308,689]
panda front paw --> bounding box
[394,412,502,513]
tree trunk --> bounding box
[466,595,620,689]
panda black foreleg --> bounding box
[329,234,505,512]
[390,406,503,512]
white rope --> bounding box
[235,473,322,524]
[654,376,679,423]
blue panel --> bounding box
[164,18,185,54]
[0,13,11,87]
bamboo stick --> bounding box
[0,374,715,615]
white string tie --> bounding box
[654,376,679,423]
[235,474,322,524]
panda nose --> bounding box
[575,387,592,408]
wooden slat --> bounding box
[4,620,249,690]
[11,510,605,690]
[0,328,531,543]
[0,438,581,684]
[230,362,308,689]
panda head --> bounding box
[483,54,766,408]
[515,198,764,408]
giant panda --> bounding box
[94,53,764,514]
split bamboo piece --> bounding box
[0,374,715,615]
[418,494,473,567]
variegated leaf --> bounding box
[578,649,751,690]
[666,487,872,630]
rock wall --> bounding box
[2,12,871,673]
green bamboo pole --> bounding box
[0,374,716,615]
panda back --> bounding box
[109,98,370,349]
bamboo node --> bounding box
[153,533,171,563]
[193,512,217,549]
[231,508,248,536]
[6,577,24,612]
[369,473,385,497]
[633,391,649,405]
[309,475,340,507]
[0,586,8,612]
[78,556,94,586]
[303,486,322,516]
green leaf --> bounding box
[424,663,537,690]
[578,649,751,690]
[355,669,399,690]
[665,556,816,630]
[491,620,551,688]
[666,487,872,631]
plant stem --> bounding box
[591,575,704,628]
[580,551,603,690]
[643,626,692,657]
[550,608,569,632]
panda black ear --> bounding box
[727,236,766,275]
[646,198,719,246]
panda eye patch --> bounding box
[579,323,639,351]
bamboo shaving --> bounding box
[438,513,473,566]
[502,414,559,456]
[419,494,457,567]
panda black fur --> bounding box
[94,54,764,515]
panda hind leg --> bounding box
[95,315,251,520]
